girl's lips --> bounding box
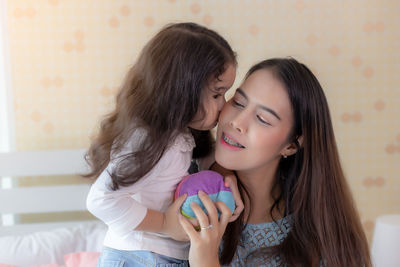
[220,132,245,151]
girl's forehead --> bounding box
[218,64,236,83]
[208,64,236,91]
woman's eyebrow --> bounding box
[236,88,248,99]
[236,88,281,120]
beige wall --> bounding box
[6,0,400,242]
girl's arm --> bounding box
[86,162,190,241]
[135,194,189,241]
[87,129,193,241]
[179,190,232,267]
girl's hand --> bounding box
[224,174,244,222]
[161,194,190,241]
[179,190,232,267]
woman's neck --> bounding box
[237,160,284,224]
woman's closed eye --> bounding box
[232,99,244,108]
[256,114,271,126]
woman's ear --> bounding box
[297,135,303,147]
[280,135,303,157]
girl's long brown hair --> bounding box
[220,58,371,267]
[84,22,236,190]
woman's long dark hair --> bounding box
[220,58,371,267]
[84,22,236,190]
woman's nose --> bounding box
[229,112,247,134]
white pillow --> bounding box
[0,221,106,266]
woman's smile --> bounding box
[220,132,246,150]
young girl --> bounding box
[85,22,237,266]
[179,58,372,267]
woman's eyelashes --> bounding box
[256,114,271,126]
[232,99,271,126]
[232,99,244,108]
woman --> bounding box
[179,58,371,266]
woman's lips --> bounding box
[220,132,245,150]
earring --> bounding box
[283,155,287,158]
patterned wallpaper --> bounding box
[5,0,400,242]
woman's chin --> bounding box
[215,153,237,171]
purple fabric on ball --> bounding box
[175,170,235,219]
[175,170,231,198]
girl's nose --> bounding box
[218,97,226,111]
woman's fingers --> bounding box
[190,198,210,229]
[197,190,219,227]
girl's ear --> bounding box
[280,135,303,157]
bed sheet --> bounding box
[0,222,106,266]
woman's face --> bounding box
[189,64,236,131]
[215,68,294,172]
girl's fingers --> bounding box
[173,194,187,210]
[224,174,236,187]
[229,203,244,222]
[175,194,199,227]
[178,214,198,240]
[197,190,219,227]
[224,175,244,222]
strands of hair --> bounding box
[219,58,371,267]
[84,22,236,191]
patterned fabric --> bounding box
[98,247,189,267]
[224,216,292,267]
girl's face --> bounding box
[189,64,236,131]
[215,69,294,172]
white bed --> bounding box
[0,149,107,266]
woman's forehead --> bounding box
[240,70,286,101]
[238,70,293,119]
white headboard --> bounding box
[0,149,95,236]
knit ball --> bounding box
[175,170,235,219]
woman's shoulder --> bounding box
[245,215,292,229]
[224,216,293,267]
[241,215,292,247]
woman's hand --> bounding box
[179,190,232,267]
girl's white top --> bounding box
[86,129,196,260]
